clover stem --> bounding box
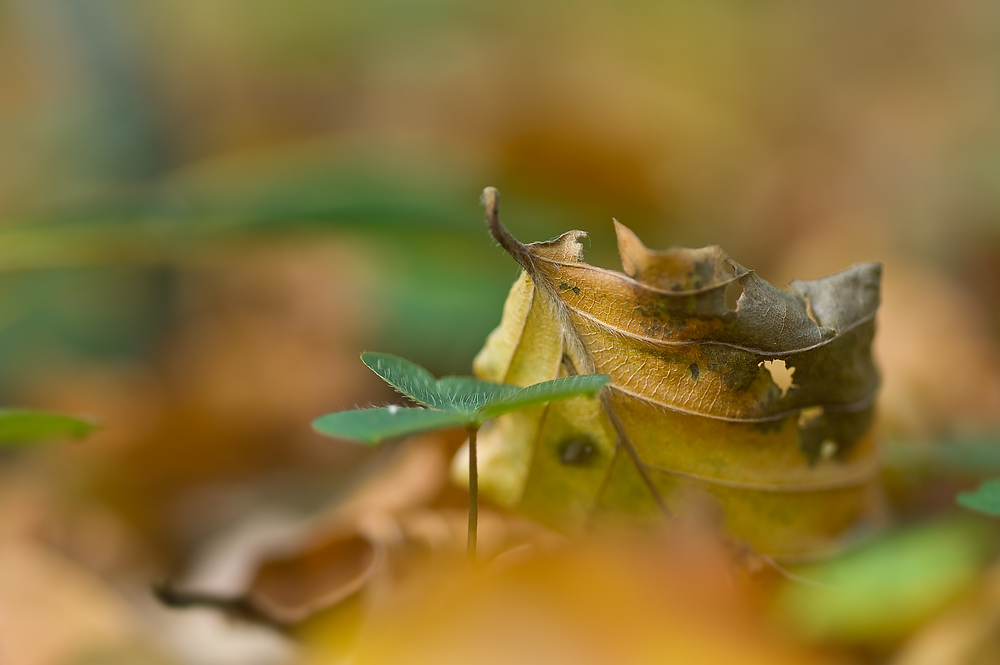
[467,425,480,563]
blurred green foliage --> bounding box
[884,433,1000,476]
[958,480,1000,516]
[0,408,97,445]
[0,0,999,386]
[776,518,997,644]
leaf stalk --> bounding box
[467,425,479,563]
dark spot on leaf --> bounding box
[689,363,699,380]
[559,436,597,466]
[691,259,716,289]
[559,282,580,295]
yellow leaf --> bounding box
[453,188,883,559]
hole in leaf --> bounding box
[802,294,820,326]
[797,405,824,429]
[819,439,839,461]
[560,436,597,466]
[689,363,699,381]
[760,359,795,397]
[724,281,743,312]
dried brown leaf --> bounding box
[454,188,884,558]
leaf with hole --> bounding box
[454,188,883,559]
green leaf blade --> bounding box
[0,409,98,446]
[361,352,444,408]
[435,376,519,413]
[478,374,611,420]
[312,406,472,444]
[958,479,1000,516]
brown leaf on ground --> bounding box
[159,438,564,647]
[454,188,883,559]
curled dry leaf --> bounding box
[454,188,883,558]
[160,440,563,635]
[155,440,446,630]
[190,507,559,639]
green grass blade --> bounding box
[0,409,98,446]
[312,406,472,444]
[360,352,444,408]
[958,479,1000,516]
[478,374,610,420]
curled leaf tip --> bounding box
[481,186,499,209]
[481,186,531,270]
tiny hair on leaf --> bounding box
[313,407,473,445]
[313,352,610,446]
